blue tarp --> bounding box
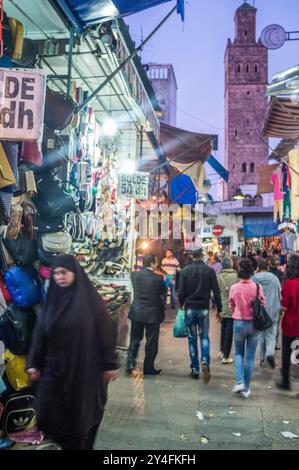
[207,155,229,183]
[55,0,184,32]
[170,174,196,204]
[243,215,279,238]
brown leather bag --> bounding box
[21,201,37,241]
[44,87,77,131]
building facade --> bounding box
[147,63,177,126]
[224,2,269,200]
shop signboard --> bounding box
[118,172,149,200]
[0,68,46,141]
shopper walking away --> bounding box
[127,254,166,375]
[217,257,238,364]
[161,249,180,309]
[179,248,222,383]
[229,258,265,398]
[26,255,118,450]
[208,255,222,275]
[276,255,299,390]
[252,259,281,368]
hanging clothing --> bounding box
[271,169,285,200]
[273,199,283,223]
[27,255,118,443]
[280,231,296,255]
[289,149,299,221]
[282,162,291,192]
[283,188,291,220]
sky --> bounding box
[126,0,299,197]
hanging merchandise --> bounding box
[271,164,284,223]
[44,87,77,131]
[289,148,299,222]
[279,227,297,255]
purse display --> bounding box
[36,215,64,234]
[44,87,77,131]
[0,302,36,355]
[21,201,37,241]
[2,234,38,267]
[4,203,23,240]
[20,141,43,167]
[34,174,77,219]
[0,142,16,189]
[4,267,41,309]
[41,231,72,254]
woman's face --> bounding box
[53,267,75,288]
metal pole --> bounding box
[77,5,177,113]
[67,26,75,96]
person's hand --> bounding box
[27,368,41,382]
[216,312,222,324]
[104,370,119,382]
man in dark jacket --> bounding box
[127,254,166,375]
[179,248,222,383]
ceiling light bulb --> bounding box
[102,117,117,137]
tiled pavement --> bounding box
[95,307,299,450]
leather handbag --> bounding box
[34,174,77,219]
[11,38,38,67]
[8,18,24,61]
[2,13,13,55]
[0,142,16,189]
[41,231,72,254]
[0,301,36,355]
[251,283,273,331]
[34,128,69,175]
[44,87,77,131]
[4,203,23,240]
[36,215,64,234]
[20,141,43,167]
[2,234,38,267]
[0,276,12,303]
[37,244,59,266]
[21,201,37,241]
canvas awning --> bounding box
[53,0,184,32]
[243,215,279,238]
[262,96,299,139]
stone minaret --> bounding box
[224,2,269,200]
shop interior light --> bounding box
[232,187,245,200]
[102,116,117,137]
[141,241,149,250]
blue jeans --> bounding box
[185,308,210,373]
[234,320,261,392]
[165,276,176,306]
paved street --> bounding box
[95,307,299,450]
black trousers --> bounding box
[127,321,160,373]
[281,335,297,383]
[220,318,233,359]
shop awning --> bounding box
[54,0,184,32]
[243,215,279,238]
[257,163,279,194]
[262,96,299,139]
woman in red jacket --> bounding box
[276,255,299,390]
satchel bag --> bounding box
[2,233,38,267]
[36,214,64,234]
[0,302,36,355]
[20,141,43,167]
[44,87,77,131]
[251,283,273,331]
[173,308,188,338]
[42,231,72,254]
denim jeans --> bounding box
[259,321,278,362]
[234,320,261,392]
[185,308,210,373]
[165,276,176,306]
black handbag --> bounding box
[36,215,64,234]
[0,302,36,355]
[2,233,38,267]
[34,174,77,219]
[251,283,273,331]
[37,244,59,266]
[44,87,77,131]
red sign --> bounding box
[212,225,224,236]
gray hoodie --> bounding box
[252,272,281,320]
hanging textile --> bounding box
[243,215,279,238]
[170,174,196,204]
[289,148,299,221]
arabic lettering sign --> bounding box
[118,172,149,200]
[0,68,46,141]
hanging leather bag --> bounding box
[34,174,77,219]
[41,232,72,254]
[0,302,36,355]
[44,87,77,131]
[2,234,38,267]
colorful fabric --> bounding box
[161,257,180,276]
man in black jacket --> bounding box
[127,254,166,375]
[179,248,222,383]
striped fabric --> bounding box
[161,257,180,276]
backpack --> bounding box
[1,390,37,436]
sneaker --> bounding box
[232,383,245,393]
[202,363,211,384]
[222,357,234,364]
[260,360,265,367]
[190,370,199,379]
[266,355,276,369]
[218,351,224,360]
[241,389,251,398]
